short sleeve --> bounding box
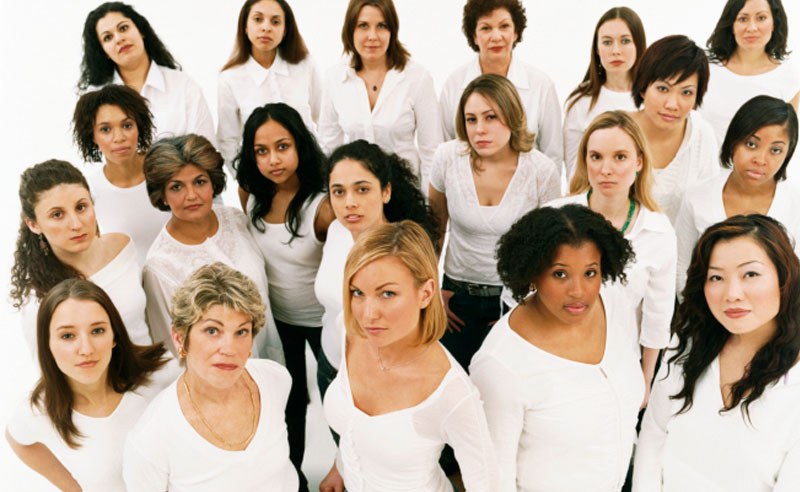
[562,97,584,180]
[674,193,700,299]
[7,398,46,446]
[535,155,562,206]
[638,226,677,349]
[534,76,564,173]
[429,143,451,194]
[123,428,170,492]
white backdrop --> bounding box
[1,1,797,489]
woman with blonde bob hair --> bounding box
[547,110,677,406]
[320,221,498,492]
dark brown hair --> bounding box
[462,0,526,52]
[632,35,710,108]
[341,0,409,71]
[707,0,790,64]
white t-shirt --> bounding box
[217,54,322,166]
[563,87,637,179]
[247,193,325,327]
[142,205,283,363]
[7,361,179,492]
[439,54,563,172]
[470,288,644,492]
[318,59,442,185]
[430,140,561,286]
[87,166,171,267]
[633,352,800,492]
[323,337,499,492]
[123,359,298,492]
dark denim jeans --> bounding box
[316,347,340,445]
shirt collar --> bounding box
[114,61,166,93]
[460,53,528,89]
[245,53,289,85]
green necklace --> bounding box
[587,190,636,234]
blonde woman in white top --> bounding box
[319,0,441,186]
[549,110,676,406]
[630,35,719,223]
[217,0,322,166]
[563,7,645,179]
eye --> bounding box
[205,327,218,335]
[123,122,134,129]
[500,23,510,30]
[76,202,88,211]
[357,186,370,193]
[553,270,567,279]
[236,328,251,336]
[758,15,767,21]
[51,211,63,219]
[195,177,208,186]
[745,140,757,149]
[738,16,747,22]
[119,24,128,32]
[602,39,612,46]
[585,269,598,278]
[615,153,627,161]
[277,143,290,150]
[486,114,497,120]
[255,147,268,155]
[707,274,722,282]
[621,38,632,44]
[272,18,282,25]
[350,288,364,297]
[170,183,182,192]
[99,125,111,133]
[465,116,477,124]
[92,327,106,335]
[480,25,490,31]
[331,188,343,196]
[60,333,74,340]
[378,22,388,29]
[102,33,112,42]
[381,290,396,298]
[771,146,784,155]
[681,89,695,96]
[744,271,760,278]
[656,85,669,93]
[588,152,601,161]
[358,22,368,29]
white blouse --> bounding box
[142,205,283,363]
[123,359,298,492]
[547,194,676,350]
[563,87,637,179]
[674,170,800,296]
[323,336,499,492]
[633,352,800,492]
[650,111,720,224]
[318,59,442,186]
[439,54,563,172]
[217,54,322,166]
[430,140,560,286]
[470,288,644,492]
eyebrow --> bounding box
[168,173,206,183]
[708,260,765,270]
[552,261,600,267]
[375,282,399,290]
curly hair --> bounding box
[462,0,526,52]
[497,204,635,304]
[78,2,179,91]
[72,84,154,163]
[341,0,410,71]
[327,140,440,251]
[632,35,710,108]
[669,214,800,421]
[10,160,92,309]
[235,103,325,239]
[707,0,790,64]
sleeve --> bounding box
[469,354,523,492]
[216,72,242,168]
[535,78,564,175]
[7,398,44,446]
[439,75,458,141]
[318,70,344,155]
[308,60,323,125]
[774,438,800,491]
[184,77,217,149]
[428,143,449,194]
[412,69,444,193]
[674,195,699,300]
[562,98,584,180]
[535,155,562,206]
[20,300,39,360]
[122,424,170,492]
[695,117,720,183]
[639,229,677,349]
[142,264,178,355]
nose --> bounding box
[269,150,280,166]
[67,211,82,230]
[567,278,584,298]
[724,278,744,302]
[363,296,379,322]
[611,41,621,55]
[112,125,124,142]
[599,158,613,176]
[344,190,357,209]
[746,18,758,31]
[77,332,93,356]
[218,332,237,356]
[367,26,378,40]
[475,118,487,134]
[755,147,769,165]
[664,90,679,109]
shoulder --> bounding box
[323,60,351,85]
[688,111,716,139]
[399,59,431,79]
[246,359,292,393]
[639,207,675,235]
[129,380,179,439]
[520,149,557,172]
[217,205,249,228]
[102,232,132,255]
[219,61,247,81]
[6,396,49,445]
[442,59,474,90]
[435,140,468,159]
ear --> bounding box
[635,154,643,173]
[382,182,392,204]
[25,217,41,235]
[171,327,184,354]
[418,278,435,309]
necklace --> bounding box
[182,374,258,448]
[587,190,636,234]
[377,344,431,371]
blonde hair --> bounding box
[569,110,659,211]
[455,74,534,165]
[342,221,445,345]
[170,262,266,350]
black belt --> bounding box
[444,275,503,297]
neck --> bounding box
[360,56,388,73]
[275,173,301,195]
[725,170,778,198]
[479,54,511,76]
[70,375,115,409]
[588,188,631,220]
[730,47,771,66]
[477,144,518,168]
[118,56,151,90]
[53,233,105,276]
[167,209,218,243]
[104,153,145,187]
[183,369,239,406]
[373,332,425,368]
[350,213,387,241]
[531,292,597,333]
[725,319,777,359]
[604,71,632,92]
[251,48,277,69]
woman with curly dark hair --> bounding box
[314,139,439,401]
[471,204,643,491]
[78,2,215,144]
[702,0,800,145]
[634,214,800,491]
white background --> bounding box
[0,0,797,490]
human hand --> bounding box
[319,463,344,492]
[441,289,465,332]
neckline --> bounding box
[72,391,128,420]
[467,149,521,209]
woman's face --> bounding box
[95,11,147,69]
[163,164,215,223]
[704,236,780,338]
[349,255,434,349]
[640,72,699,131]
[26,184,97,258]
[178,304,254,390]
[254,119,299,187]
[534,241,603,326]
[731,124,790,186]
[585,127,643,199]
[328,159,390,238]
[464,92,512,158]
[732,0,774,53]
[93,104,139,167]
[596,18,636,77]
[473,8,517,63]
[352,5,390,66]
[49,298,115,389]
[246,0,286,55]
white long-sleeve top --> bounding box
[439,54,563,172]
[633,352,800,492]
[217,54,322,165]
[563,87,637,179]
[318,59,442,186]
[546,194,676,350]
[649,111,720,224]
[430,140,560,286]
[123,359,298,492]
[142,205,283,363]
[323,335,498,492]
[470,288,644,492]
[674,170,800,296]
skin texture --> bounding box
[474,8,517,72]
[247,0,285,68]
[163,165,215,226]
[93,104,139,169]
[585,127,643,202]
[25,184,97,258]
[463,92,512,160]
[639,73,699,132]
[730,124,790,187]
[328,159,390,239]
[253,119,300,188]
[95,12,147,70]
[596,18,636,88]
[732,0,774,55]
[353,6,390,65]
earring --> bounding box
[38,234,50,256]
[178,346,187,358]
[529,282,537,295]
[91,145,102,162]
[136,141,146,155]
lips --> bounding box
[489,46,505,53]
[564,302,588,315]
[365,327,386,336]
[475,140,492,148]
[77,360,98,369]
[71,233,88,242]
[118,44,132,54]
[112,146,131,155]
[213,363,238,371]
[185,204,203,211]
[724,308,750,319]
[344,214,362,223]
[659,113,679,123]
[610,60,624,66]
[258,36,272,44]
[269,169,285,177]
[745,169,766,180]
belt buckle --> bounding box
[466,283,485,296]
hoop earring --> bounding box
[179,346,188,359]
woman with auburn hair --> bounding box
[702,0,800,146]
[634,215,800,491]
[320,221,498,492]
[5,279,172,492]
[563,7,646,178]
[217,0,321,167]
[548,110,676,407]
[428,73,560,371]
[440,0,563,171]
[318,0,442,186]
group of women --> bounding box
[5,0,800,491]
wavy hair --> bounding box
[707,0,790,64]
[462,0,527,52]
